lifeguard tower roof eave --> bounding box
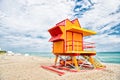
[67,28,96,36]
[48,25,64,42]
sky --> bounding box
[0,0,120,52]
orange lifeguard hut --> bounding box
[48,19,105,71]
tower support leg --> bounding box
[55,55,58,65]
[72,56,80,71]
[88,56,95,68]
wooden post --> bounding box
[72,56,80,71]
[55,55,58,65]
[88,56,95,68]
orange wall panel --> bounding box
[73,33,83,51]
[73,33,82,41]
[66,32,72,41]
[53,41,64,53]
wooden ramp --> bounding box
[41,65,78,76]
[41,65,106,76]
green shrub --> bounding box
[0,51,6,54]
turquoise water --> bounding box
[22,52,120,64]
[96,52,120,64]
[24,52,54,58]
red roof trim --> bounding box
[48,26,63,37]
[49,34,63,42]
[56,19,69,26]
[71,18,78,23]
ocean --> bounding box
[22,52,120,64]
[96,52,120,64]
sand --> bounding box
[0,54,120,80]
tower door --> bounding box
[73,32,83,51]
[66,31,72,52]
[66,31,83,52]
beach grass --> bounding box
[0,51,6,55]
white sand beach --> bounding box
[0,54,120,80]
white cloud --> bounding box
[78,0,120,52]
[0,0,120,52]
[0,0,74,52]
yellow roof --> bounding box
[64,19,96,36]
[67,27,96,36]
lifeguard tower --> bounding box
[48,19,105,71]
